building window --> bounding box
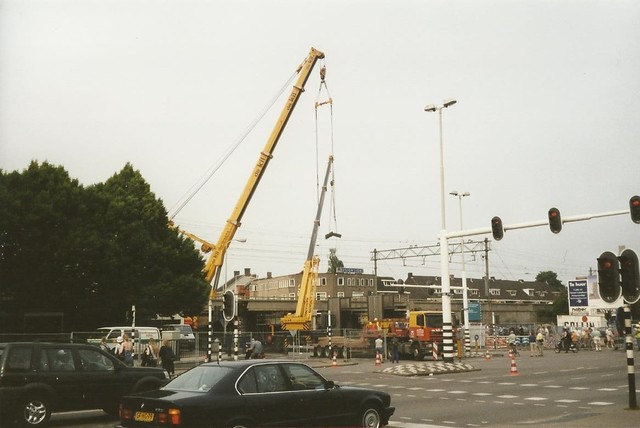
[288,279,295,287]
[469,289,478,296]
[338,277,344,286]
[288,293,296,300]
[490,289,500,296]
[316,292,327,300]
[337,292,345,298]
[508,290,517,297]
[319,277,327,286]
[369,279,374,287]
[360,278,365,286]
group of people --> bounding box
[99,335,176,377]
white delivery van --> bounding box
[91,326,161,356]
[162,324,196,350]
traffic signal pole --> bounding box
[436,207,630,364]
[623,305,638,410]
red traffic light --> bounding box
[491,216,504,241]
[548,207,562,234]
[597,251,621,303]
[619,249,640,304]
[630,195,640,224]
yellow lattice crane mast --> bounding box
[281,155,339,331]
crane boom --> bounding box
[281,155,337,331]
[204,48,325,299]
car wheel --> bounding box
[360,406,382,428]
[21,395,51,427]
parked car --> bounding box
[0,342,169,427]
[162,324,195,350]
[117,360,394,428]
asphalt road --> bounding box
[11,348,640,427]
[315,348,640,427]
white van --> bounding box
[162,324,195,349]
[90,326,161,356]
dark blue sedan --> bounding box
[118,360,394,428]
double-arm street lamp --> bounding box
[425,98,457,363]
[450,190,471,356]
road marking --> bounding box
[569,387,588,390]
[543,385,562,388]
[497,395,519,399]
[597,388,617,391]
[520,383,538,387]
[556,399,579,403]
[524,397,548,401]
[498,382,516,385]
[472,392,492,396]
[588,401,614,406]
[447,390,468,394]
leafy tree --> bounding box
[534,271,568,319]
[327,248,344,273]
[0,162,207,332]
[536,271,564,291]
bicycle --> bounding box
[508,342,520,356]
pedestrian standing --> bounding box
[390,336,399,363]
[159,339,176,378]
[142,339,159,367]
[536,331,544,356]
[593,328,602,351]
[529,331,536,357]
[120,334,135,366]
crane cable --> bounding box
[168,71,299,220]
[314,66,340,239]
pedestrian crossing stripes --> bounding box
[381,361,478,376]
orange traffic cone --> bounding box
[507,348,513,359]
[332,352,338,368]
[509,357,519,376]
[375,351,381,366]
[485,349,491,361]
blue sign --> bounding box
[468,300,482,322]
[568,280,589,308]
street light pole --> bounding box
[425,98,457,363]
[451,190,471,357]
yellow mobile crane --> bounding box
[176,47,325,297]
[281,155,339,331]
[170,48,325,360]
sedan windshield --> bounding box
[162,366,231,392]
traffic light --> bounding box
[630,195,640,224]
[491,216,504,241]
[618,249,640,304]
[597,251,621,303]
[222,290,235,321]
[548,207,562,234]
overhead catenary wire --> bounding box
[167,71,298,220]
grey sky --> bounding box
[1,0,639,286]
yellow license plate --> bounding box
[134,411,155,422]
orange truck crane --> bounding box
[316,310,457,360]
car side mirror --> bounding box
[325,380,335,389]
